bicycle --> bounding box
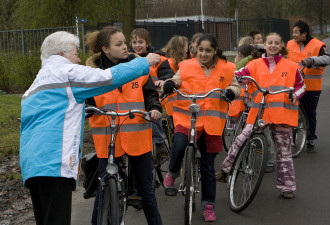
[85,106,152,225]
[162,87,227,225]
[222,84,251,152]
[151,113,174,189]
[228,76,295,213]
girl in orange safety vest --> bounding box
[162,34,241,222]
[217,33,305,199]
[85,26,163,225]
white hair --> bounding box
[40,31,80,60]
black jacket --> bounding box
[85,52,161,113]
[129,46,175,81]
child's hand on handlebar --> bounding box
[163,80,177,95]
[288,93,297,104]
[155,80,165,88]
[150,110,162,121]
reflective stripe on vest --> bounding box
[119,102,145,110]
[92,122,151,134]
[251,102,298,111]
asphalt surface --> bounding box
[71,38,330,225]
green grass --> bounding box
[0,93,21,157]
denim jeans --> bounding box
[92,152,162,225]
[168,132,217,210]
[152,118,164,144]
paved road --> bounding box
[72,39,330,225]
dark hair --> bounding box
[197,33,226,61]
[293,20,311,39]
[85,26,122,53]
[238,44,255,58]
[247,30,262,39]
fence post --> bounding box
[81,23,85,54]
[21,29,24,54]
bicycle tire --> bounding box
[292,105,308,158]
[184,146,195,225]
[223,115,244,152]
[229,133,268,212]
[100,177,119,225]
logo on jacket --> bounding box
[281,72,288,77]
[307,52,312,56]
[219,76,225,82]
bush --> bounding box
[0,52,90,94]
[0,53,41,93]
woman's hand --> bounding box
[146,53,161,66]
[155,80,165,88]
[150,110,162,121]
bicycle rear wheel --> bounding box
[184,146,195,225]
[223,115,244,152]
[292,105,308,158]
[100,177,119,225]
[229,134,267,212]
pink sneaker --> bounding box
[203,204,216,222]
[163,173,175,187]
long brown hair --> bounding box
[164,35,188,71]
[85,26,122,54]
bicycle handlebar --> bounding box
[85,106,151,121]
[237,76,295,95]
[160,87,228,102]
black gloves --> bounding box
[163,80,177,95]
[222,89,235,102]
[302,58,314,68]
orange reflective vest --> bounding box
[228,88,245,117]
[149,55,168,82]
[173,58,236,136]
[89,76,152,158]
[287,38,325,91]
[164,58,178,116]
[246,58,299,127]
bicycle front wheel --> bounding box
[229,134,267,212]
[292,105,308,158]
[100,178,119,225]
[184,146,195,225]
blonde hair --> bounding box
[164,35,188,71]
[265,32,288,56]
[85,26,122,54]
[238,36,253,46]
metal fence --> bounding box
[0,26,77,55]
[0,17,290,55]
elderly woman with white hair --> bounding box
[19,31,160,225]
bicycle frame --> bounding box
[85,107,151,225]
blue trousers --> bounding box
[152,119,164,144]
[92,152,162,225]
[300,90,321,140]
[168,132,217,210]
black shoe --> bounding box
[155,143,167,156]
[264,165,275,173]
[127,195,142,210]
[216,170,228,183]
[307,141,316,153]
